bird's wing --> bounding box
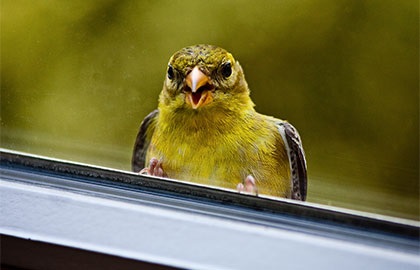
[277,121,307,201]
[131,109,159,172]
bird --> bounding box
[132,44,307,200]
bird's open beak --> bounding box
[185,66,214,109]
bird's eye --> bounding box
[221,62,232,78]
[167,65,175,80]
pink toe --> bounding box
[244,175,258,195]
[237,183,245,192]
[148,158,158,175]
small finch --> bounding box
[132,44,307,200]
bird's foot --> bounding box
[237,175,258,196]
[139,157,167,177]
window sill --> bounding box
[1,148,419,269]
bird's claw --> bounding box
[139,157,167,177]
[237,175,258,196]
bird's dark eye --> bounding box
[221,62,232,78]
[167,65,175,80]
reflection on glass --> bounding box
[1,1,418,219]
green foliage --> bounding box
[1,0,418,219]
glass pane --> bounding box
[1,1,418,220]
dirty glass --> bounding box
[1,1,418,220]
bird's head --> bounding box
[159,44,253,113]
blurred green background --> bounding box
[1,1,418,220]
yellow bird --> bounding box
[132,44,307,200]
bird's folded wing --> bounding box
[132,109,159,172]
[277,121,307,201]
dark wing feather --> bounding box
[278,122,307,201]
[131,109,159,172]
